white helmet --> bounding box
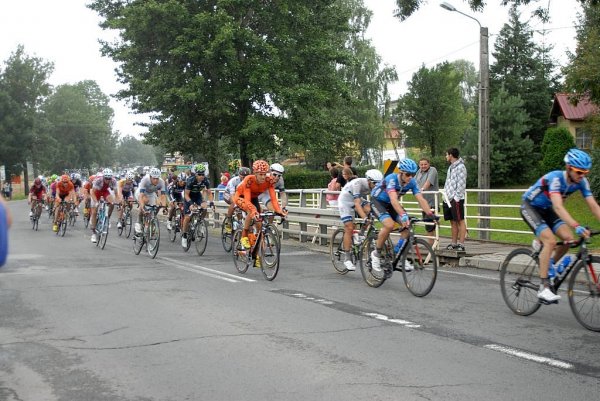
[365,169,383,183]
[102,168,113,178]
[125,172,135,180]
[149,168,161,178]
[270,163,284,174]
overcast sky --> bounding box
[0,0,582,138]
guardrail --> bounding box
[207,187,531,248]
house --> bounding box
[549,93,599,149]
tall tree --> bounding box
[115,135,158,167]
[0,45,53,189]
[564,3,600,105]
[490,6,559,148]
[396,62,469,157]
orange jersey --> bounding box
[56,181,74,196]
[233,175,283,214]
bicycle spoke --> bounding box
[569,257,600,331]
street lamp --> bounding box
[440,1,490,240]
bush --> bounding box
[588,149,600,198]
[540,127,576,173]
[284,165,377,189]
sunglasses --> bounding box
[271,173,282,178]
[571,167,589,176]
[400,171,414,177]
[196,172,205,176]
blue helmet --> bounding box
[398,158,418,175]
[564,148,591,170]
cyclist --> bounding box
[52,175,76,232]
[135,168,167,235]
[222,167,251,233]
[117,172,136,229]
[45,174,58,212]
[181,163,214,248]
[370,158,437,273]
[90,168,118,243]
[258,163,288,213]
[28,177,47,218]
[232,160,287,253]
[337,169,383,271]
[70,173,83,216]
[166,172,187,231]
[521,148,600,303]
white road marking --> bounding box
[362,312,421,328]
[160,256,256,283]
[484,344,574,370]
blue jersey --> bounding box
[523,170,592,209]
[371,173,420,204]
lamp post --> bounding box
[440,1,490,240]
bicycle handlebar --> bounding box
[555,229,600,248]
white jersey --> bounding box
[225,176,243,195]
[338,178,370,204]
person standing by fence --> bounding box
[443,148,467,251]
[415,158,439,243]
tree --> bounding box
[396,62,469,157]
[115,135,158,167]
[41,81,117,172]
[392,0,598,21]
[488,85,536,186]
[564,3,600,105]
[540,127,576,172]
[0,45,53,189]
[490,6,559,148]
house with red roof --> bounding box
[549,93,599,149]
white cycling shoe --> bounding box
[538,287,561,302]
[370,251,382,272]
[343,260,356,271]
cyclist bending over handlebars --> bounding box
[520,148,600,303]
[181,164,214,249]
[370,158,437,273]
[135,168,167,236]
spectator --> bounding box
[0,193,11,267]
[335,156,357,190]
[222,171,231,184]
[326,161,340,171]
[415,158,439,243]
[443,147,467,251]
[2,180,11,200]
[217,175,228,201]
[326,168,340,207]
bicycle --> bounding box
[182,205,209,256]
[167,202,184,243]
[330,213,376,275]
[231,211,283,281]
[30,199,44,231]
[117,200,134,238]
[83,198,91,228]
[94,198,111,250]
[54,200,72,237]
[221,207,245,252]
[133,205,163,258]
[360,216,438,297]
[68,202,77,226]
[500,230,600,331]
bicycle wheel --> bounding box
[221,216,233,252]
[117,216,124,236]
[232,230,249,273]
[169,209,180,242]
[99,217,109,250]
[124,210,132,238]
[60,216,67,237]
[261,225,281,281]
[401,237,437,297]
[194,220,208,256]
[568,256,600,331]
[359,234,387,288]
[330,228,350,275]
[499,248,542,316]
[84,212,90,228]
[133,230,144,255]
[146,219,160,259]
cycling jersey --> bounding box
[168,182,186,202]
[71,178,82,192]
[224,176,243,195]
[118,179,136,195]
[138,175,165,195]
[371,173,420,204]
[92,176,117,192]
[185,176,211,200]
[233,175,283,215]
[338,178,371,223]
[29,185,47,200]
[257,174,285,205]
[50,181,57,197]
[523,170,593,209]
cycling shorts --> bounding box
[520,201,564,237]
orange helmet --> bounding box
[252,160,269,174]
[61,174,70,183]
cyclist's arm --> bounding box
[353,197,368,219]
[184,188,191,203]
[550,192,579,229]
[279,191,288,208]
[387,190,406,218]
[415,193,434,215]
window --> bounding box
[576,128,593,150]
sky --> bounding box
[0,0,583,138]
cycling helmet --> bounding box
[238,167,251,177]
[398,158,418,175]
[365,169,384,183]
[178,172,187,181]
[74,173,81,181]
[252,160,269,173]
[125,172,135,180]
[193,163,206,174]
[564,148,592,170]
[270,163,285,174]
[51,174,58,182]
[149,168,161,178]
[102,168,113,178]
[34,177,42,185]
[61,174,70,183]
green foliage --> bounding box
[396,62,470,157]
[588,149,600,198]
[115,135,157,167]
[284,169,331,190]
[540,126,576,172]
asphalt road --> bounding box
[1,200,598,401]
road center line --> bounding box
[160,256,256,283]
[484,344,574,370]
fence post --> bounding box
[299,189,308,242]
[318,189,329,246]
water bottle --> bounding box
[556,255,571,275]
[548,257,556,279]
[394,238,405,254]
[531,239,542,252]
[352,230,360,244]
